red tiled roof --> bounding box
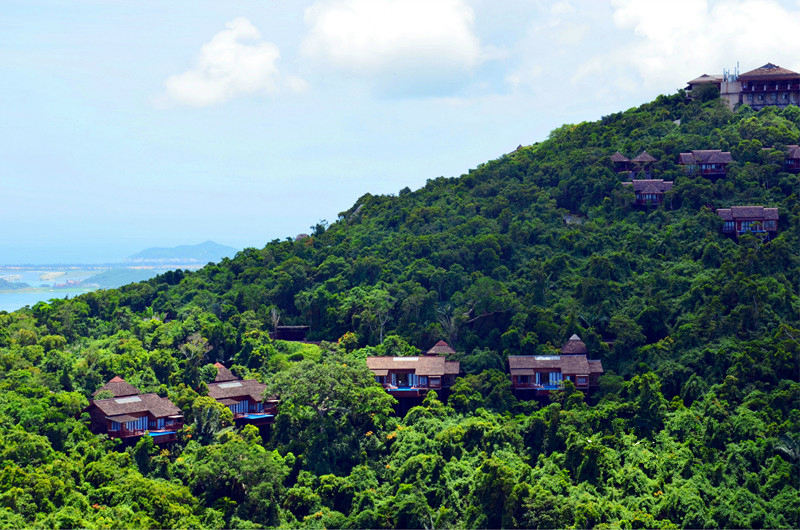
[426,340,456,356]
[738,63,800,80]
[213,362,237,382]
[93,377,140,398]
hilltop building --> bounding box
[717,206,778,238]
[685,74,723,99]
[622,179,673,206]
[687,63,800,110]
[87,377,183,444]
[678,150,733,180]
[366,340,460,398]
[508,335,603,396]
[207,363,278,426]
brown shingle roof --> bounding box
[426,340,456,356]
[610,152,630,162]
[445,361,461,375]
[508,355,591,375]
[588,360,604,375]
[213,362,237,382]
[208,379,268,403]
[631,151,656,163]
[679,150,733,164]
[786,145,800,159]
[366,356,460,377]
[93,376,140,398]
[717,206,779,221]
[561,334,588,354]
[628,179,673,194]
[92,393,182,419]
[738,63,800,80]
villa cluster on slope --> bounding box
[609,146,779,238]
[87,367,277,444]
[508,335,603,395]
[365,338,605,400]
[687,63,800,110]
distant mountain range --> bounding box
[126,241,237,263]
[0,278,29,290]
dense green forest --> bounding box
[1,92,799,529]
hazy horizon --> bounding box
[4,0,800,265]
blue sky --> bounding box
[3,0,800,263]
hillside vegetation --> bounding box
[0,93,798,528]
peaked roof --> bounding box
[93,376,140,398]
[610,152,630,163]
[786,145,800,159]
[426,340,456,356]
[91,393,182,418]
[716,206,779,221]
[213,362,237,382]
[631,151,656,163]
[678,150,733,164]
[208,379,271,403]
[739,63,800,80]
[561,334,588,355]
[687,74,723,85]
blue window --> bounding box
[126,416,147,432]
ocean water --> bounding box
[0,287,96,313]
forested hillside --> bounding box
[1,92,798,529]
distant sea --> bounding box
[0,287,96,313]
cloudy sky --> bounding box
[3,0,800,262]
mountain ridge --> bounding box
[126,240,237,263]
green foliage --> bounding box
[266,351,397,475]
[0,92,798,527]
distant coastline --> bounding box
[0,241,238,312]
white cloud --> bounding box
[301,0,483,96]
[163,18,303,107]
[587,0,800,89]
